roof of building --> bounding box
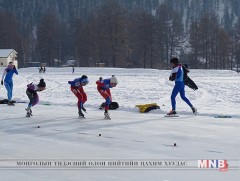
[0,49,17,58]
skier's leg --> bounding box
[82,92,87,104]
[103,95,111,119]
[71,87,85,117]
[27,96,34,107]
[106,89,112,102]
[171,85,180,111]
[26,90,34,107]
[71,87,82,109]
[105,96,111,111]
[4,82,12,101]
[9,81,13,101]
[97,88,111,118]
[78,87,87,105]
[77,98,83,110]
[76,92,85,117]
[26,91,35,116]
[103,90,111,112]
[32,94,39,107]
[81,92,87,112]
[179,85,193,108]
[76,90,84,110]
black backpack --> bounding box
[182,64,189,81]
[99,102,119,110]
[182,64,198,91]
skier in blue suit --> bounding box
[96,75,118,119]
[68,75,89,118]
[167,58,197,116]
[1,62,18,105]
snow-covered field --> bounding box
[0,67,239,181]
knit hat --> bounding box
[38,79,46,88]
[110,75,118,84]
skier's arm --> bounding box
[169,73,177,81]
[13,66,18,75]
[169,67,178,81]
[1,70,6,82]
[96,80,105,87]
[68,78,80,87]
[68,81,74,86]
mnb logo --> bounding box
[198,160,228,172]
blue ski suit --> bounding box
[68,77,88,110]
[169,65,192,110]
[1,66,18,101]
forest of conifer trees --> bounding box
[0,0,240,71]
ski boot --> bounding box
[78,110,85,118]
[25,107,32,117]
[8,100,15,106]
[191,107,197,115]
[166,110,178,117]
[104,111,111,120]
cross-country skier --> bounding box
[96,75,118,119]
[1,62,18,106]
[68,75,89,118]
[167,58,197,116]
[25,79,46,117]
[39,66,43,73]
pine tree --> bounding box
[36,10,61,66]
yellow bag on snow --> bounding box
[135,103,160,113]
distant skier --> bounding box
[72,67,75,74]
[167,58,197,116]
[96,75,118,119]
[68,75,89,118]
[25,79,46,117]
[43,67,46,73]
[39,66,43,73]
[1,62,18,105]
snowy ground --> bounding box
[0,67,239,181]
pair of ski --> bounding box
[79,109,111,120]
[79,113,111,120]
[8,102,15,106]
[79,116,111,120]
[165,114,232,118]
[165,108,197,117]
[164,112,197,117]
[164,114,179,118]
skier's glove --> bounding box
[169,73,176,81]
[1,80,3,85]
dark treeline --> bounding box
[0,0,240,71]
